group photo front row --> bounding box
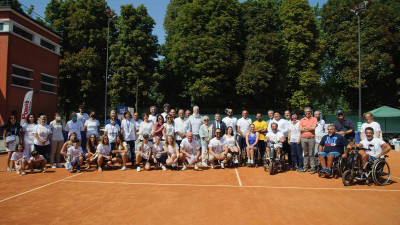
[2,104,392,180]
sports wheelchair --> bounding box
[342,146,391,186]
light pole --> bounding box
[104,8,116,125]
[351,1,368,123]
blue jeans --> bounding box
[318,151,341,159]
[290,142,303,168]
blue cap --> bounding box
[336,110,344,115]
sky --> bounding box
[18,0,327,45]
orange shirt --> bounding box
[299,116,317,138]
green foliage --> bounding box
[108,4,159,110]
[162,0,242,107]
[321,0,400,111]
[280,0,322,110]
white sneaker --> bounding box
[56,163,63,168]
[137,166,141,172]
[194,164,199,170]
[220,162,225,169]
[247,159,250,164]
[16,170,21,174]
[51,164,56,169]
[41,168,45,173]
[201,162,208,167]
[21,171,26,175]
[181,165,187,171]
[162,165,167,171]
[121,166,127,171]
[250,160,254,164]
[172,163,176,167]
[211,164,215,169]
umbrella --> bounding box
[367,106,400,133]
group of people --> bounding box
[2,103,392,176]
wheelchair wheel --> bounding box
[342,170,355,186]
[372,160,390,186]
[270,161,275,175]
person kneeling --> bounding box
[112,134,129,171]
[92,135,113,172]
[136,133,153,172]
[208,129,231,169]
[11,144,27,175]
[67,138,84,173]
[318,125,348,175]
[179,132,200,170]
[28,150,47,174]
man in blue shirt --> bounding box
[318,125,348,175]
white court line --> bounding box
[61,179,400,192]
[391,176,400,180]
[235,168,242,187]
[0,173,81,203]
[62,179,238,188]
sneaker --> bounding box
[211,163,215,169]
[181,165,187,171]
[247,159,250,164]
[310,169,315,174]
[98,167,103,172]
[250,160,254,164]
[77,170,81,173]
[137,166,141,172]
[154,164,159,170]
[51,164,56,169]
[16,170,21,174]
[220,162,225,169]
[6,168,11,172]
[162,165,167,171]
[22,171,26,175]
[201,162,208,167]
[11,168,16,171]
[56,163,63,168]
[298,168,306,173]
[121,166,127,171]
[194,164,199,170]
[41,168,46,173]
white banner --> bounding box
[20,90,33,126]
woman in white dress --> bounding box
[223,126,240,164]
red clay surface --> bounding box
[1,151,400,225]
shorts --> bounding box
[318,151,341,159]
[186,155,197,164]
[93,155,112,164]
[71,157,80,167]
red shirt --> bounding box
[299,116,317,138]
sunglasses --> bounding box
[216,132,221,134]
[167,117,171,119]
[204,119,209,121]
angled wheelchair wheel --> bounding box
[372,160,390,186]
[342,170,355,186]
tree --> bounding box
[321,0,400,112]
[236,0,285,108]
[108,4,159,110]
[162,0,242,108]
[280,0,323,110]
[45,0,111,119]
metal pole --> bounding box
[358,14,362,123]
[135,77,138,113]
[104,19,110,125]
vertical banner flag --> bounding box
[20,90,33,126]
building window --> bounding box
[40,39,56,52]
[0,23,3,31]
[11,65,33,89]
[13,25,33,41]
[40,73,57,94]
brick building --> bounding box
[0,6,61,125]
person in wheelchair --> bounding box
[318,125,348,175]
[343,127,391,169]
[265,123,285,160]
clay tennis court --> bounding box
[0,151,399,225]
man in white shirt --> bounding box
[208,129,230,169]
[77,105,90,124]
[222,108,238,135]
[188,106,202,142]
[174,109,189,146]
[314,110,326,135]
[265,122,285,160]
[237,110,252,151]
[161,103,170,121]
[65,112,84,140]
[133,112,143,151]
[267,110,274,125]
[344,127,392,169]
[121,111,136,166]
[149,106,158,124]
[179,132,200,170]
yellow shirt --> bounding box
[253,120,267,140]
